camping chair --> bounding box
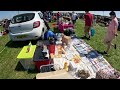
[40,64,54,73]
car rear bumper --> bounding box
[9,29,44,41]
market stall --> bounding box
[17,33,120,79]
[36,33,120,79]
[52,39,96,79]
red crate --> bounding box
[35,60,51,71]
[48,45,55,54]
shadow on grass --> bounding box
[75,36,88,40]
[77,36,83,39]
[5,40,38,48]
[77,36,92,40]
[33,77,36,79]
[15,61,39,74]
[96,50,105,55]
[15,61,25,71]
[27,67,38,74]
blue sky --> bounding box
[0,11,120,20]
[0,11,34,20]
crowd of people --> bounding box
[0,11,118,56]
[0,19,10,35]
[42,11,119,56]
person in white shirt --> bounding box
[71,11,78,25]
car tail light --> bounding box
[33,21,40,28]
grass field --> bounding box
[0,26,3,32]
[0,19,120,79]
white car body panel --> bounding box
[9,11,47,41]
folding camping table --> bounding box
[17,45,37,70]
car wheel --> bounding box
[39,28,45,40]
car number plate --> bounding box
[17,35,28,38]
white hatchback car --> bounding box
[9,11,47,41]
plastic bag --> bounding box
[90,27,96,36]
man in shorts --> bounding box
[83,11,93,40]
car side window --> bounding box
[38,13,43,19]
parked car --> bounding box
[9,11,47,41]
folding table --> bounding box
[17,45,37,70]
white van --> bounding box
[9,11,47,41]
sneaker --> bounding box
[82,35,87,39]
[87,36,91,40]
[103,51,109,56]
[88,36,91,39]
[104,51,107,54]
[87,38,90,40]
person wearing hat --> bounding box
[103,11,118,55]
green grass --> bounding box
[0,26,3,32]
[75,19,120,71]
[0,35,36,79]
[0,19,120,79]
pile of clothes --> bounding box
[96,69,120,79]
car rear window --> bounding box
[11,13,35,24]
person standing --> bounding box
[57,12,61,24]
[83,11,93,40]
[103,11,118,55]
[71,11,78,25]
[41,11,50,30]
[94,15,97,26]
[4,20,10,34]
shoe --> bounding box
[104,51,107,54]
[103,51,109,56]
[88,36,91,39]
[87,38,90,40]
[82,35,87,39]
[87,36,91,40]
